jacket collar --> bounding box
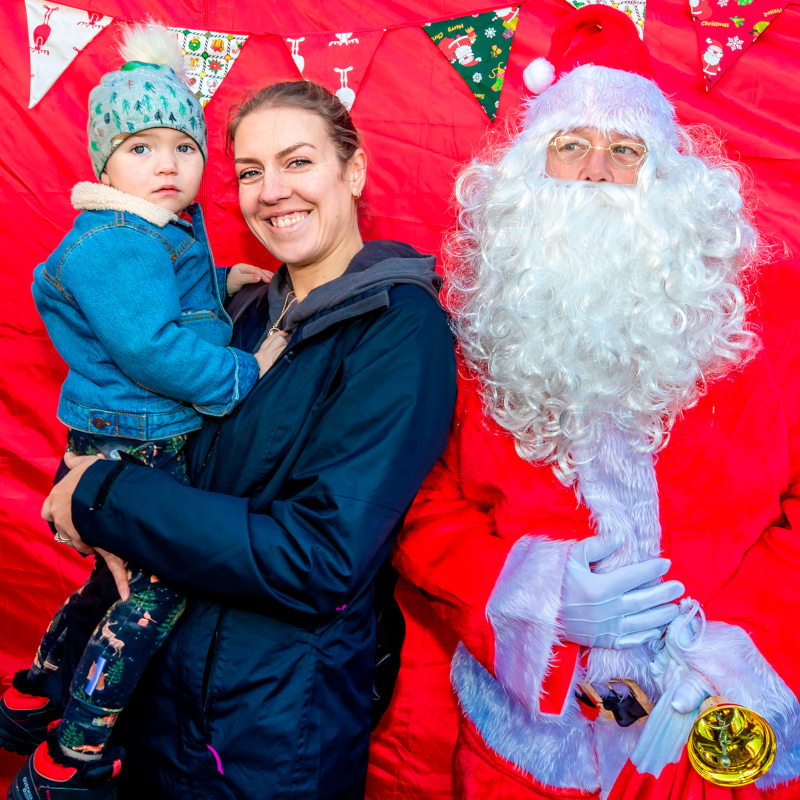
[71,182,179,228]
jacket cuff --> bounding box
[192,348,259,417]
[72,459,129,548]
[682,621,800,788]
[486,535,575,715]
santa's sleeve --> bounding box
[394,374,582,716]
[680,265,800,789]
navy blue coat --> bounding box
[73,246,456,800]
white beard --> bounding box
[449,171,756,482]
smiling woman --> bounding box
[38,80,457,800]
[229,83,367,300]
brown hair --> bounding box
[226,81,362,171]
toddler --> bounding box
[1,23,284,800]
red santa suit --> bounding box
[368,262,800,799]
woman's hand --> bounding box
[42,451,131,601]
[227,263,273,296]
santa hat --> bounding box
[521,5,677,149]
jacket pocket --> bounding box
[201,612,223,727]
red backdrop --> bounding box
[1,0,798,789]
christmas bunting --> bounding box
[423,7,519,121]
[281,30,384,111]
[169,28,248,106]
[690,0,787,90]
[566,0,646,38]
[25,0,112,108]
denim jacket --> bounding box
[32,182,259,440]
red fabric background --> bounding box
[1,0,798,790]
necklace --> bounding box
[268,291,297,336]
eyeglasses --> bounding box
[549,135,649,167]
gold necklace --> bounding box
[268,291,297,336]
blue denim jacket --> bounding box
[32,182,259,440]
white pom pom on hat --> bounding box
[523,58,556,94]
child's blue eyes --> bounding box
[129,143,195,155]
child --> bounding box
[0,23,285,800]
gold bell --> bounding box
[687,696,776,786]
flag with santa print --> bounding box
[689,0,788,90]
[423,7,519,121]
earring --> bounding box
[353,190,362,199]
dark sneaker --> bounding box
[0,679,59,755]
[7,737,121,800]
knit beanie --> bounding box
[87,23,207,178]
[521,5,677,149]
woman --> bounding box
[40,81,456,800]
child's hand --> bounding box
[227,263,273,296]
[254,332,288,377]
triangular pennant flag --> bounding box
[690,0,786,91]
[26,0,113,108]
[280,30,384,111]
[169,28,249,106]
[423,7,520,122]
[566,0,646,38]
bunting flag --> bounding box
[25,0,113,108]
[566,0,646,38]
[423,7,519,121]
[169,28,249,106]
[281,30,384,111]
[690,0,787,90]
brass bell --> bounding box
[687,696,776,786]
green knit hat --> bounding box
[87,24,207,178]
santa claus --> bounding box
[703,38,724,77]
[439,30,482,67]
[368,5,800,800]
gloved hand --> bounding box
[560,537,685,649]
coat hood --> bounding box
[228,240,441,333]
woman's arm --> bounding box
[49,288,456,618]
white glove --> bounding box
[631,605,714,777]
[560,537,685,649]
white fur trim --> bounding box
[452,643,602,791]
[488,535,572,714]
[679,622,800,789]
[71,182,178,228]
[523,64,678,149]
[523,58,556,94]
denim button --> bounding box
[92,416,110,429]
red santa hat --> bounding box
[521,5,677,149]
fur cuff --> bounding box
[487,535,573,715]
[451,642,600,791]
[681,622,800,788]
[71,182,177,228]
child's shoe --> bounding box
[0,674,59,754]
[7,725,122,800]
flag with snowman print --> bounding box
[423,7,519,121]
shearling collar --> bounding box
[71,182,178,228]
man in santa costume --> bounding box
[368,5,800,799]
